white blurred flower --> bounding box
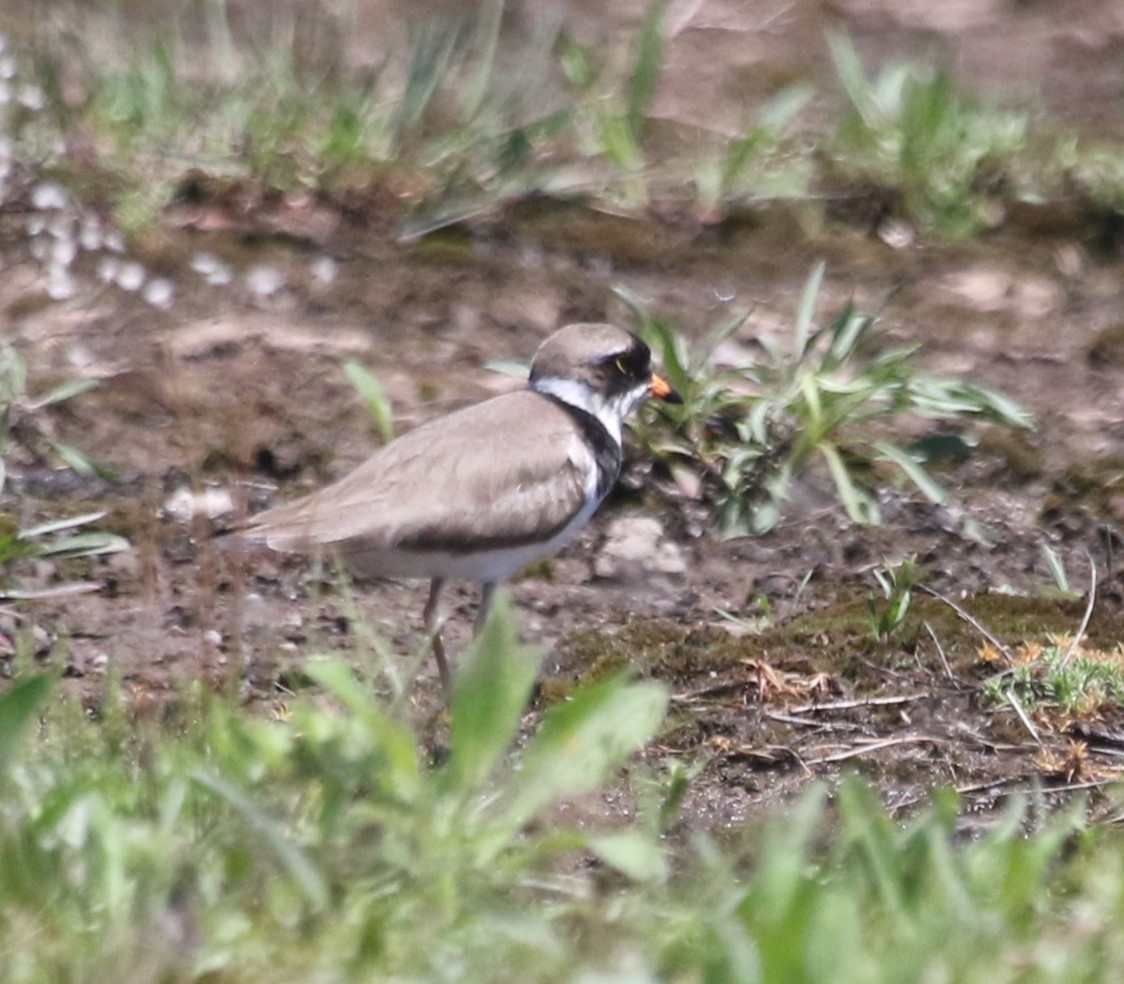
[79,216,102,252]
[17,84,44,111]
[51,237,77,268]
[310,255,338,284]
[246,265,284,297]
[143,277,174,309]
[31,182,68,210]
[26,214,45,236]
[103,229,125,253]
[47,212,73,240]
[46,266,76,300]
[96,256,120,283]
[190,251,233,286]
[115,261,146,292]
[0,57,15,81]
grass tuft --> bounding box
[623,265,1033,536]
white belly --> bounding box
[344,489,603,584]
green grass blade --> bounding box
[626,1,666,140]
[47,440,100,478]
[0,675,52,773]
[30,531,131,561]
[874,440,947,504]
[17,511,109,539]
[828,309,871,361]
[303,659,421,797]
[1040,544,1071,594]
[460,0,504,119]
[759,82,815,133]
[587,830,668,883]
[794,261,826,356]
[447,593,541,792]
[343,360,395,444]
[27,378,98,409]
[828,32,875,124]
[192,769,329,912]
[820,442,878,524]
[501,674,668,834]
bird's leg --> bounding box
[423,576,450,694]
[474,581,498,637]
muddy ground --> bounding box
[5,0,1124,829]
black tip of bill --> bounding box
[651,373,683,404]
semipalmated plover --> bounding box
[243,322,681,690]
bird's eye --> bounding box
[614,358,627,375]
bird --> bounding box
[242,322,682,692]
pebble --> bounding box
[593,515,687,581]
[162,486,236,522]
[246,265,284,297]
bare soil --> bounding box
[5,0,1124,829]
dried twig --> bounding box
[727,743,813,776]
[763,709,836,729]
[671,680,749,703]
[1060,553,1097,668]
[953,776,1025,797]
[923,620,954,680]
[803,734,942,766]
[1004,688,1042,746]
[919,585,1012,660]
[788,694,927,715]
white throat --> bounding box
[530,376,648,446]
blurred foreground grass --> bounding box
[3,602,1124,982]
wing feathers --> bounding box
[245,391,603,557]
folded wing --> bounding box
[244,391,596,557]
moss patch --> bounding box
[553,592,1124,697]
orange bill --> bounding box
[650,373,683,404]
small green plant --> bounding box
[981,638,1124,721]
[0,344,101,494]
[0,345,127,595]
[1040,543,1078,597]
[0,511,129,599]
[343,360,396,445]
[867,554,921,642]
[558,1,666,211]
[623,263,1033,536]
[693,83,814,221]
[1053,134,1124,213]
[692,780,1087,983]
[828,33,1030,236]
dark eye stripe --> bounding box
[602,341,650,377]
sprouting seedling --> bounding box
[867,555,921,643]
[343,360,395,445]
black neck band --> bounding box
[539,394,622,501]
